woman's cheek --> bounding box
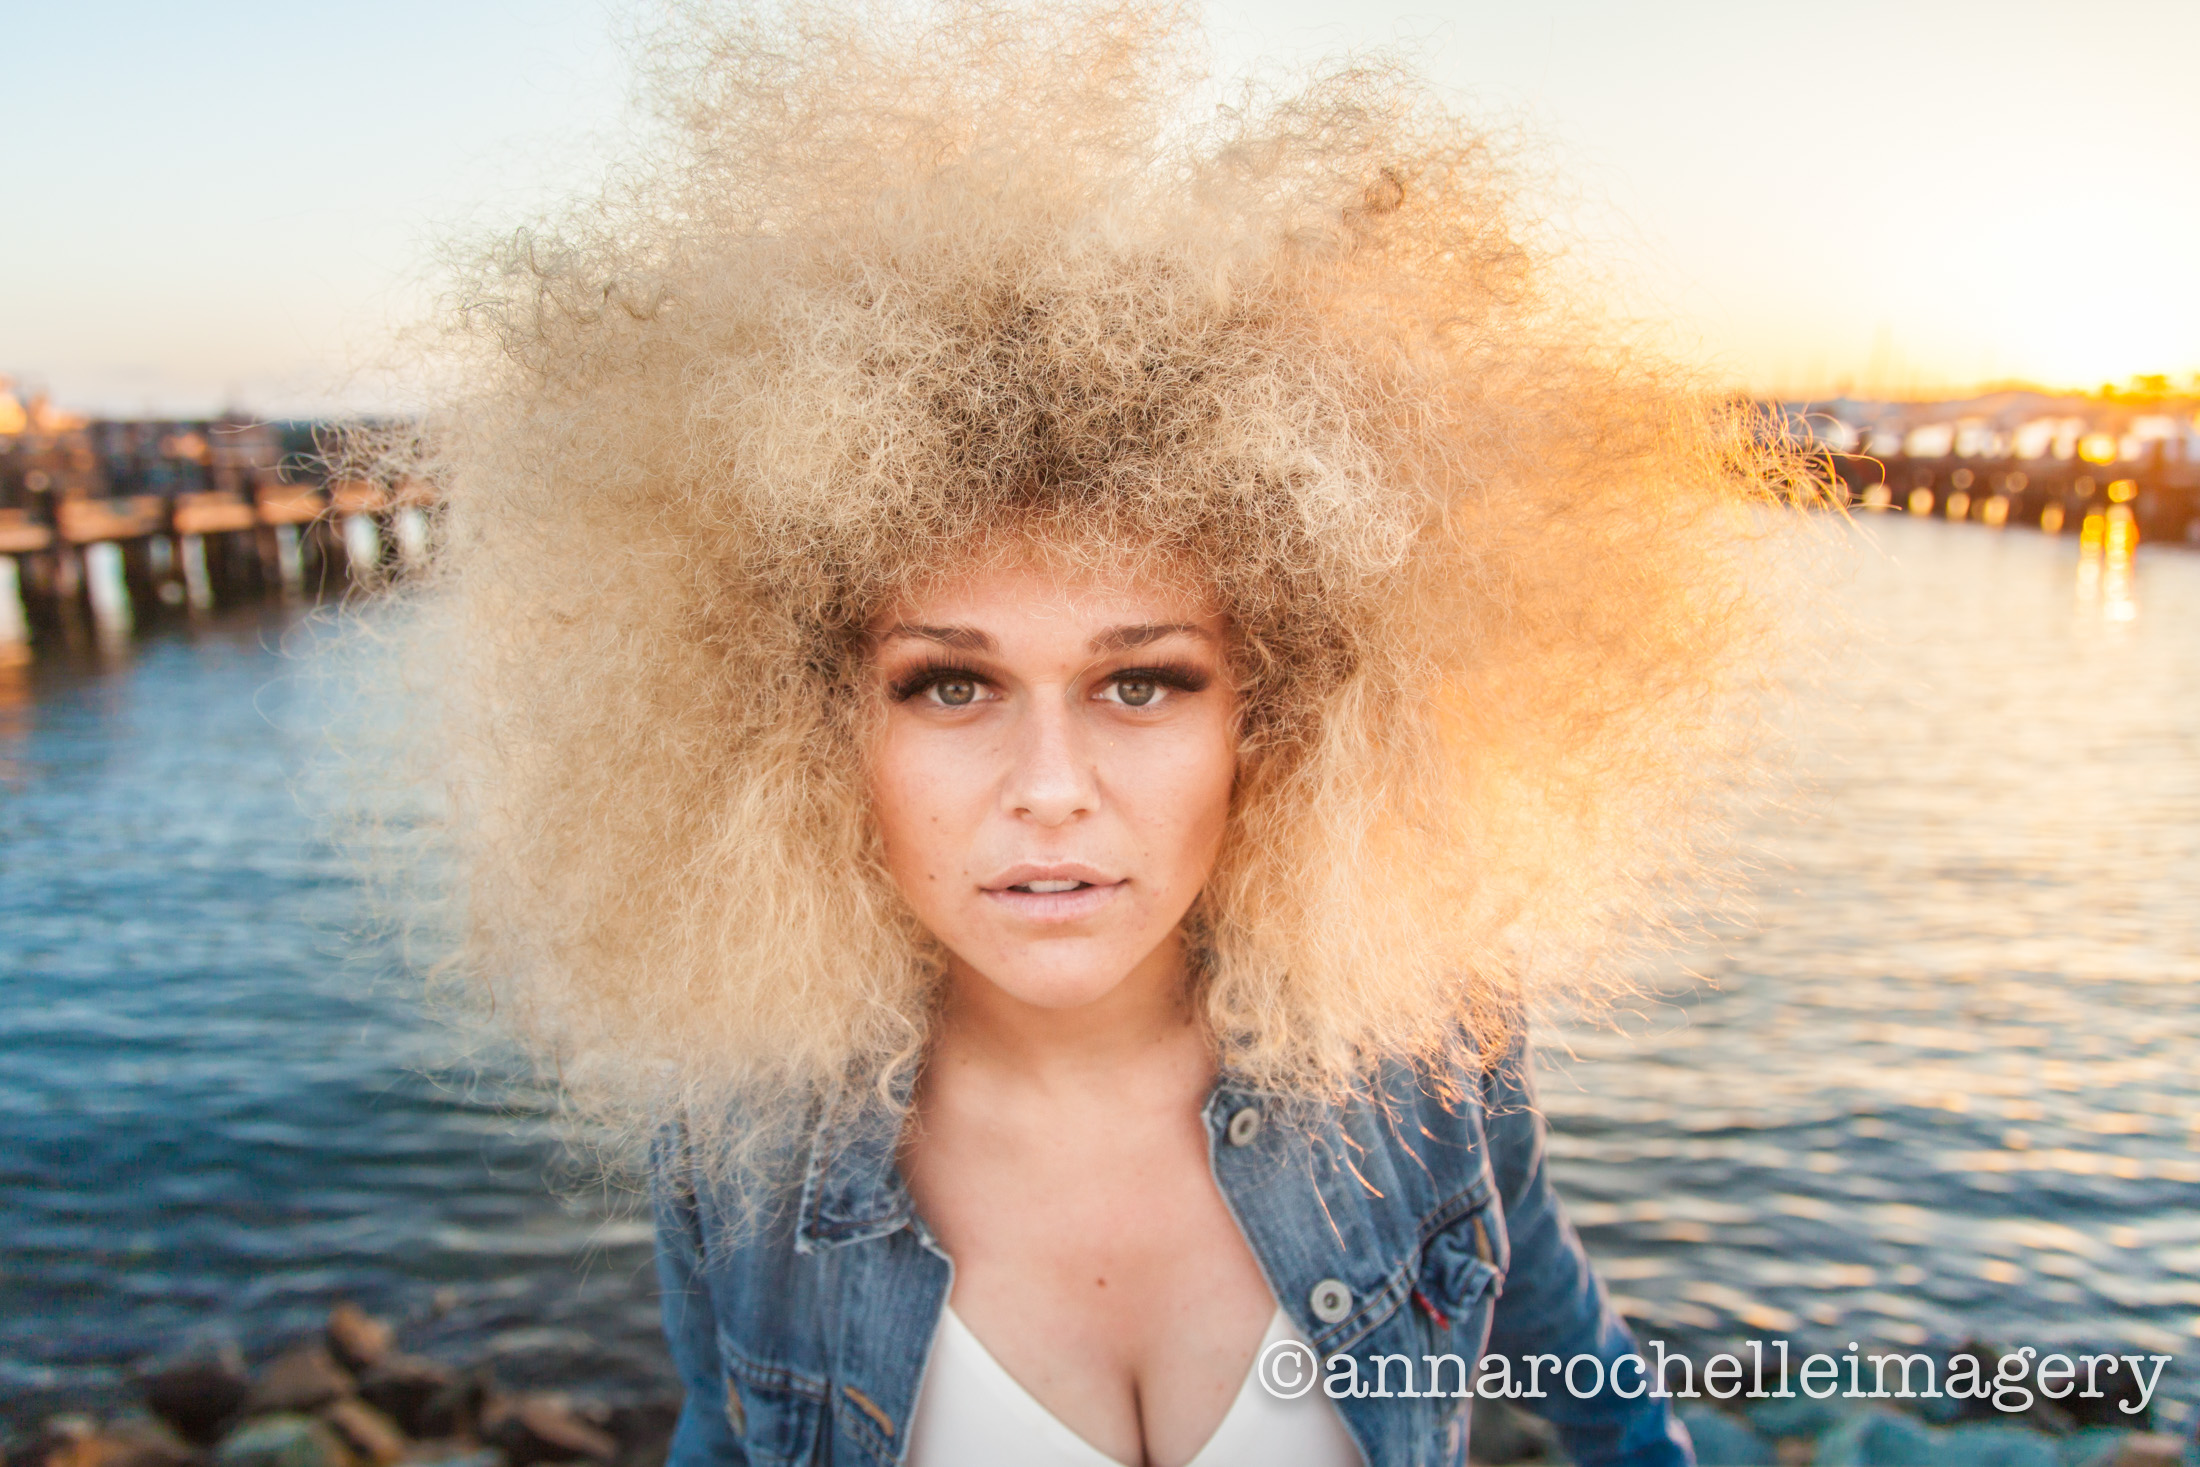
[882,726,1006,926]
[870,730,947,890]
[1114,720,1234,877]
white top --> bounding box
[907,1302,1363,1467]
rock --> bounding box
[20,1418,200,1467]
[1816,1409,1936,1466]
[212,1417,353,1467]
[2054,1427,2129,1467]
[596,1403,677,1467]
[1933,1424,2060,1467]
[1747,1395,1861,1444]
[397,1451,502,1467]
[1467,1397,1561,1463]
[317,1403,407,1467]
[323,1309,394,1377]
[2061,1362,2157,1430]
[2108,1435,2187,1467]
[17,1420,101,1467]
[409,1372,492,1444]
[97,1419,200,1467]
[1943,1343,2013,1426]
[354,1358,458,1441]
[1938,1342,2078,1433]
[112,1420,200,1467]
[478,1399,616,1467]
[1677,1404,1772,1467]
[241,1349,354,1418]
[144,1355,251,1447]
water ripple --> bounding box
[1,519,2195,1429]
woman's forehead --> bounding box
[869,545,1224,640]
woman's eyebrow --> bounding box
[1088,622,1210,654]
[875,623,994,651]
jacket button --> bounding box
[1226,1106,1262,1147]
[1309,1278,1353,1324]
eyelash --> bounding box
[886,660,1211,704]
[1105,663,1212,699]
[888,659,988,703]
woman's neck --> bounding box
[929,932,1209,1095]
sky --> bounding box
[4,0,2197,417]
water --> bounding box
[1544,515,2200,1421]
[0,613,666,1429]
[1,517,2195,1432]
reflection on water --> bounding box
[2076,503,2141,624]
[0,664,30,786]
[1544,516,2198,1422]
[0,519,2194,1429]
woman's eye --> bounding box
[930,678,980,707]
[1109,678,1160,707]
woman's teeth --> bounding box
[1013,880,1087,893]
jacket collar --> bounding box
[795,1074,920,1252]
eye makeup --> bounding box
[883,657,1215,705]
[887,658,991,704]
[1101,662,1212,697]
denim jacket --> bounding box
[651,1042,1694,1467]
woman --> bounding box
[395,3,1781,1463]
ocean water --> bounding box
[0,613,666,1426]
[1544,515,2200,1420]
[1,515,2194,1430]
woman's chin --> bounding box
[960,944,1157,1014]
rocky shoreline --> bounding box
[1470,1339,2194,1467]
[1473,1396,2193,1467]
[6,1312,2192,1467]
[5,1306,676,1467]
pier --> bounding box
[1823,445,2200,543]
[0,411,431,661]
[1794,392,2200,543]
[4,396,2197,663]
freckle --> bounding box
[1095,1277,1107,1288]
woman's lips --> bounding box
[980,877,1127,922]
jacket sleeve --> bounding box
[1479,1043,1695,1467]
[652,1121,749,1467]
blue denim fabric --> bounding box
[652,1042,1695,1467]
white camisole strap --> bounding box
[906,1301,1363,1467]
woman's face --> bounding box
[865,554,1237,1013]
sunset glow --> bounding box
[3,0,2197,413]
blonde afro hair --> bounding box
[390,0,1789,1189]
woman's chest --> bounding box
[902,1090,1280,1466]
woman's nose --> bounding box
[1001,695,1098,827]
